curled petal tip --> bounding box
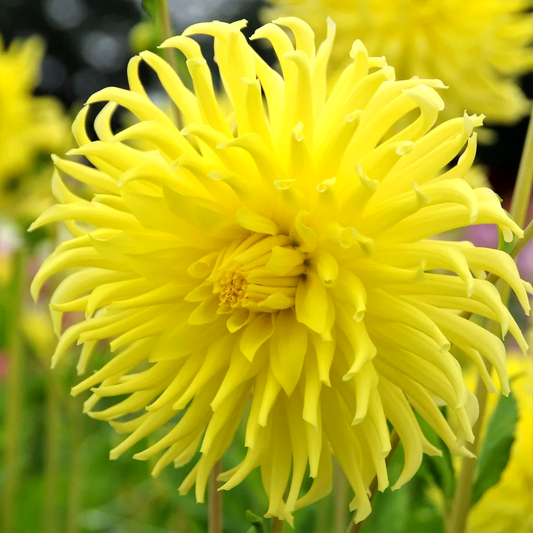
[440,341,451,353]
[132,452,147,461]
[353,310,365,322]
[109,450,120,461]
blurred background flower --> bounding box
[0,36,69,220]
[264,0,533,126]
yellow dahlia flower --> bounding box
[264,1,533,124]
[0,35,68,215]
[31,19,530,524]
[468,357,533,533]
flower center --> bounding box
[219,272,248,309]
[209,234,307,314]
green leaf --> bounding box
[246,510,266,533]
[472,393,518,504]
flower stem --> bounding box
[334,461,348,533]
[449,103,533,533]
[1,247,27,533]
[157,0,178,72]
[66,396,85,533]
[157,0,182,129]
[271,517,285,533]
[509,105,533,229]
[208,460,222,533]
[43,371,62,533]
[446,362,491,533]
[347,430,400,533]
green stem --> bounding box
[66,396,84,533]
[347,431,400,533]
[334,461,348,533]
[315,480,332,533]
[157,0,182,128]
[43,371,62,533]
[208,460,222,533]
[271,517,285,533]
[509,105,533,228]
[449,104,533,533]
[157,0,178,72]
[1,248,27,533]
[446,361,491,533]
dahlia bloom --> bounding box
[264,0,533,125]
[468,357,533,533]
[0,35,69,216]
[31,18,530,523]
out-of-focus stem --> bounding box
[447,361,491,533]
[509,104,533,229]
[158,0,178,72]
[315,487,331,533]
[66,396,84,533]
[449,104,533,533]
[334,461,348,533]
[157,0,182,129]
[208,460,222,533]
[1,248,26,533]
[271,517,285,533]
[44,372,62,533]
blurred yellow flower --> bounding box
[0,35,69,217]
[468,356,533,533]
[0,249,12,285]
[264,0,533,124]
[31,19,529,524]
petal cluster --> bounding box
[0,36,68,214]
[264,0,533,124]
[32,18,530,524]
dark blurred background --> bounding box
[0,0,265,102]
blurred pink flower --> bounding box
[463,224,498,249]
[464,224,533,282]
